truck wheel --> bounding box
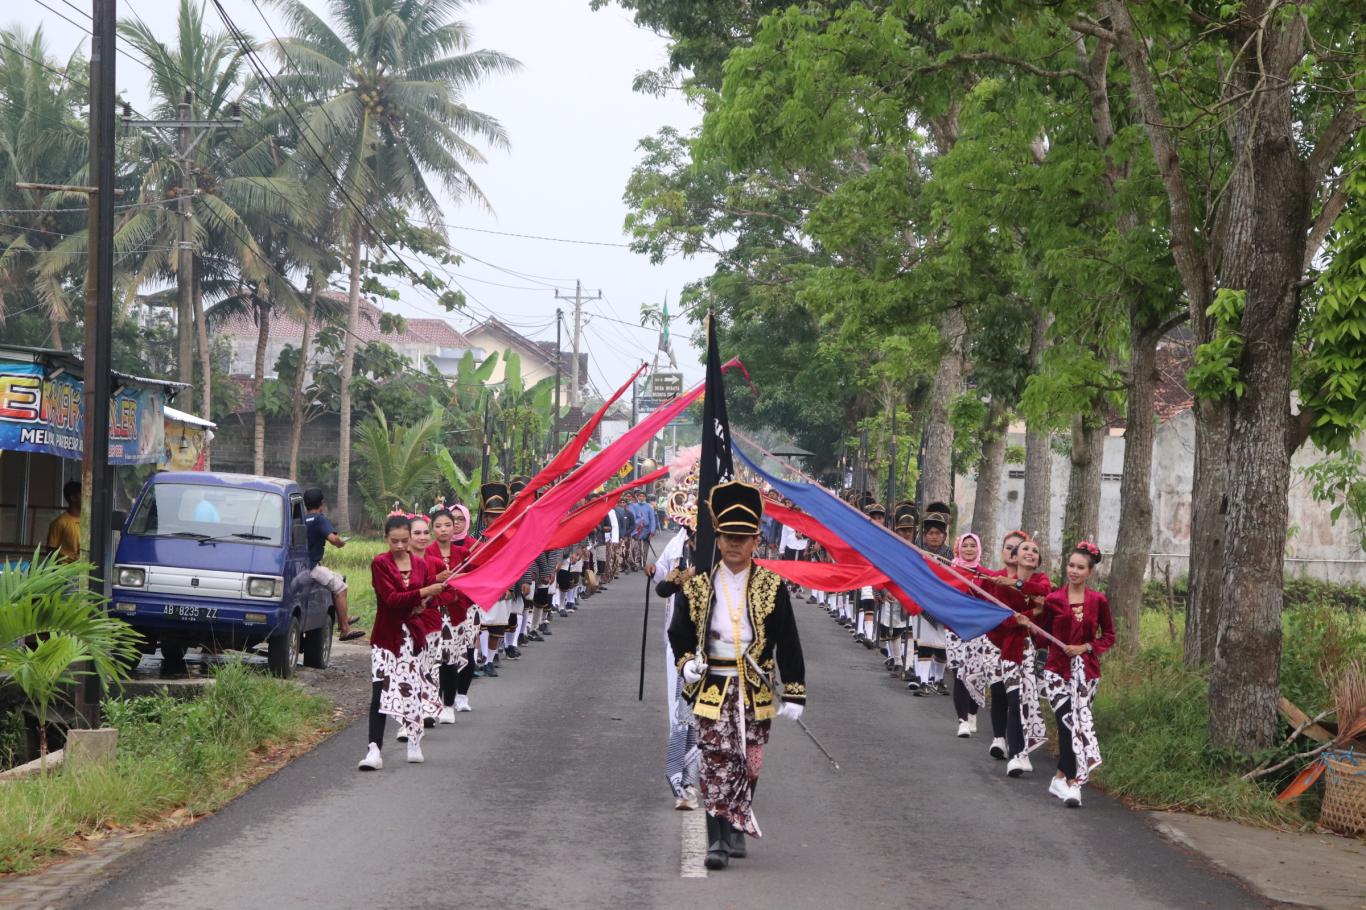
[160,641,188,676]
[267,614,301,679]
[301,611,334,670]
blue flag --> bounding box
[735,444,1014,640]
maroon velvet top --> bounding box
[1041,586,1115,681]
[370,551,436,655]
[984,570,1052,661]
[425,539,474,626]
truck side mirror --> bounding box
[111,510,127,531]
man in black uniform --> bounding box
[668,481,807,871]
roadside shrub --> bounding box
[0,708,26,771]
[0,662,328,874]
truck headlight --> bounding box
[246,576,282,599]
[116,566,145,588]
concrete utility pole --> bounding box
[123,94,241,412]
[554,280,601,409]
[74,0,118,729]
[551,307,562,452]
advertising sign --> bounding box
[0,361,165,465]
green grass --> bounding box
[1089,607,1366,828]
[327,538,385,630]
[0,661,330,874]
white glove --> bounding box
[682,658,705,685]
[777,701,804,722]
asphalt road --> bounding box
[77,578,1266,910]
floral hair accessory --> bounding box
[1076,540,1101,558]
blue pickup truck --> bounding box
[111,472,336,677]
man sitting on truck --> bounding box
[304,488,365,642]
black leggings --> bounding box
[456,649,475,695]
[989,681,1008,739]
[440,664,458,707]
[1054,698,1078,779]
[953,676,977,721]
[368,680,385,745]
[1006,688,1025,757]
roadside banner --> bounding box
[0,360,166,465]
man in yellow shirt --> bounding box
[45,481,81,562]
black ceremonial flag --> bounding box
[694,312,734,573]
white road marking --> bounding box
[680,810,709,878]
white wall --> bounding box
[955,410,1366,583]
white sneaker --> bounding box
[1007,756,1026,778]
[357,742,382,771]
[454,694,472,713]
[438,706,456,725]
[396,727,408,743]
[956,720,972,738]
[1065,784,1083,808]
[406,740,425,763]
[1049,777,1069,801]
[1020,754,1034,773]
[968,714,979,734]
[989,738,1007,760]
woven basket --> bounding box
[1320,750,1366,837]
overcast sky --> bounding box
[18,0,711,392]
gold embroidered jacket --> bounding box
[666,564,806,721]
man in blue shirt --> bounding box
[304,488,364,641]
[629,490,659,570]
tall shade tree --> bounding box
[0,29,88,349]
[268,0,518,530]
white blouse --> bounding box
[708,563,754,671]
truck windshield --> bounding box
[128,484,284,546]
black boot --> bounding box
[726,822,747,859]
[704,814,730,870]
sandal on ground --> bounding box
[339,630,366,642]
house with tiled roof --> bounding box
[215,292,479,381]
[463,316,587,394]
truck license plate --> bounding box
[163,604,219,621]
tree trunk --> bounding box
[193,276,212,468]
[288,285,316,482]
[48,317,63,351]
[971,398,1008,547]
[1184,397,1229,668]
[252,304,271,476]
[1020,314,1053,550]
[1058,411,1105,575]
[921,307,965,504]
[336,224,364,533]
[1208,146,1308,754]
[1110,327,1159,656]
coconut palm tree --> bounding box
[269,0,518,529]
[69,0,302,418]
[0,28,88,349]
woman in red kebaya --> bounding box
[982,536,1051,777]
[404,515,446,735]
[1041,541,1115,807]
[359,515,447,771]
[426,507,476,721]
[946,533,994,738]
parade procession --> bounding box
[2,0,1364,907]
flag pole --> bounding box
[639,568,652,701]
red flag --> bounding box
[449,378,708,607]
[765,501,921,615]
[755,558,888,591]
[482,362,647,539]
[546,466,669,551]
